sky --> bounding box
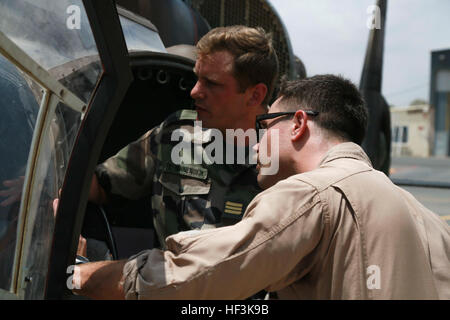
[269,0,450,107]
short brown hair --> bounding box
[196,25,279,105]
[278,75,368,145]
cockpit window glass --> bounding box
[0,0,103,104]
[119,15,167,53]
[21,100,82,299]
[0,53,40,291]
[0,52,83,295]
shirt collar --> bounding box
[318,142,373,168]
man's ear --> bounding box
[246,83,268,107]
[291,110,308,142]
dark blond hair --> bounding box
[197,25,278,105]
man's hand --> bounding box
[73,260,127,300]
[52,198,59,217]
[53,198,88,264]
[89,175,108,205]
[51,182,124,299]
[0,176,24,207]
[77,235,87,258]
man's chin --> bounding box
[257,173,278,190]
[195,107,209,118]
[196,111,212,126]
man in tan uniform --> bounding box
[74,75,450,300]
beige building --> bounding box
[390,104,432,157]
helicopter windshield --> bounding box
[0,0,104,297]
[0,0,102,104]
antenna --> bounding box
[360,0,391,175]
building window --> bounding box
[402,126,408,143]
[393,126,399,142]
[392,126,408,143]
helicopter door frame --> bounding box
[44,0,133,299]
[0,0,132,299]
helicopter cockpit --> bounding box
[0,0,199,299]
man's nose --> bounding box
[190,81,204,99]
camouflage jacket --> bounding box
[95,110,261,248]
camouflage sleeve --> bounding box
[95,127,159,201]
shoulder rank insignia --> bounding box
[224,201,243,215]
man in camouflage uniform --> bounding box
[89,26,279,249]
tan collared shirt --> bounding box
[122,143,450,299]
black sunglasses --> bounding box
[255,110,319,132]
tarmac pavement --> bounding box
[390,156,450,225]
